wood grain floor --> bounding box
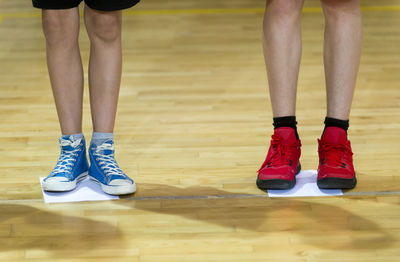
[0,0,399,261]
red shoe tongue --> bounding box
[274,127,298,143]
[321,127,347,144]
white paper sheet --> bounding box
[267,170,343,197]
[40,177,119,203]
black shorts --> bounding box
[33,0,140,11]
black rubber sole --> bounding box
[256,165,301,190]
[317,174,357,189]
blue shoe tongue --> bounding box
[60,137,82,152]
[95,140,114,155]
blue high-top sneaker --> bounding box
[88,140,136,195]
[42,136,89,192]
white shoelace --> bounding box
[93,143,125,177]
[51,138,82,176]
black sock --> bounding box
[323,117,349,135]
[273,116,299,139]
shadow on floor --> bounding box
[0,204,125,258]
[119,183,395,251]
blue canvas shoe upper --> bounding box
[88,140,135,195]
[42,136,89,191]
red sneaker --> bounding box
[257,127,301,190]
[317,127,357,189]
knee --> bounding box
[42,14,78,47]
[266,0,303,21]
[85,13,121,43]
[321,0,361,20]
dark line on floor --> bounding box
[123,190,400,201]
[1,190,400,204]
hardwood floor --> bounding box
[0,0,399,261]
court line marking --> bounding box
[124,190,400,200]
[0,5,400,22]
[1,190,399,204]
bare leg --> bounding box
[321,0,362,120]
[42,8,83,135]
[84,5,122,133]
[263,0,305,117]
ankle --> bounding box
[273,116,299,139]
[322,117,349,137]
[61,133,84,141]
[91,132,113,146]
